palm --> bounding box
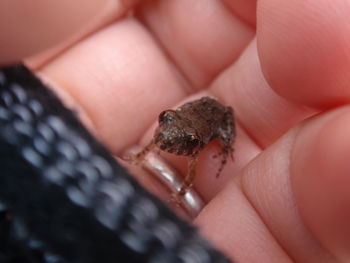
[24,1,350,262]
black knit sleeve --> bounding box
[0,65,232,263]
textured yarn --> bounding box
[0,65,232,263]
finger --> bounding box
[0,0,137,65]
[40,18,186,152]
[221,0,257,27]
[292,107,350,262]
[197,181,294,263]
[196,107,350,262]
[257,0,350,108]
[136,0,255,89]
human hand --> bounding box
[2,0,350,262]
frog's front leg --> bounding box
[216,106,236,177]
[172,153,199,204]
[123,139,156,165]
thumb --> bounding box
[292,106,350,262]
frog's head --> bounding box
[154,110,202,156]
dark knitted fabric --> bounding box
[0,65,232,263]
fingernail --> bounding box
[292,106,350,261]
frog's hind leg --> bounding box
[216,106,235,177]
[215,149,231,178]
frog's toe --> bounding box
[122,154,143,165]
[169,193,184,207]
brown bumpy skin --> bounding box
[130,96,236,202]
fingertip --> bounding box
[292,106,350,261]
[257,0,350,108]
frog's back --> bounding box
[177,97,226,142]
[178,97,225,121]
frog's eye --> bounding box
[187,135,200,147]
[159,110,176,124]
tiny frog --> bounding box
[130,96,235,201]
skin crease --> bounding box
[2,0,350,262]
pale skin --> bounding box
[2,0,350,262]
